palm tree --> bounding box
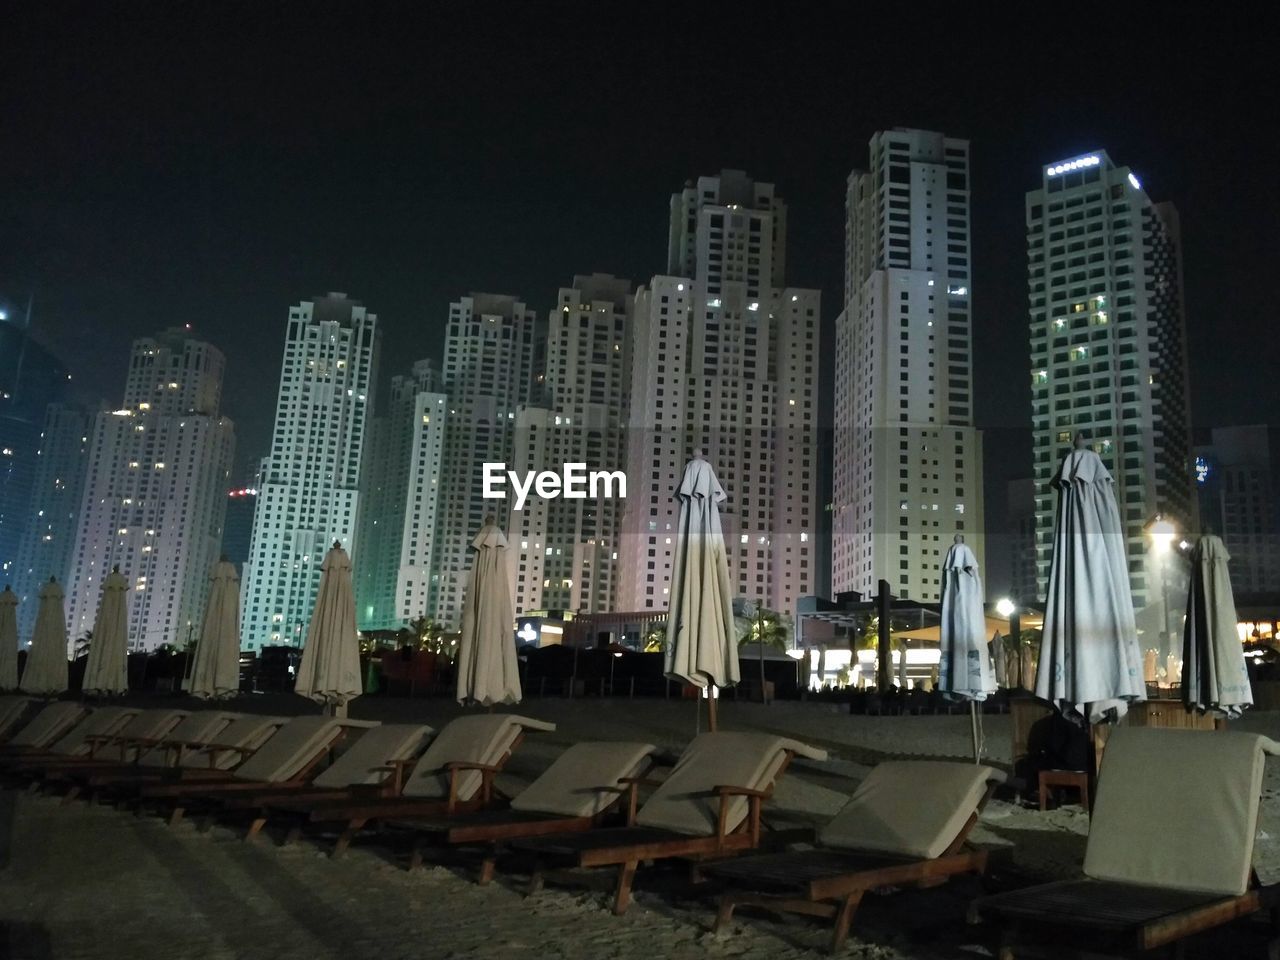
[740,608,790,702]
[409,615,454,658]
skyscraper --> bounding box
[0,307,71,583]
[832,129,984,602]
[220,459,263,574]
[1027,151,1194,610]
[355,359,448,630]
[432,294,539,628]
[13,402,91,638]
[241,294,379,650]
[507,274,633,617]
[1194,426,1280,599]
[618,171,820,615]
[64,329,235,651]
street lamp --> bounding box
[996,597,1016,618]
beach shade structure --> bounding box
[187,559,242,699]
[455,516,520,706]
[665,452,738,731]
[1183,536,1251,718]
[938,536,997,762]
[294,543,362,717]
[0,586,18,690]
[1143,648,1158,685]
[1035,435,1144,724]
[19,578,68,696]
[81,566,130,697]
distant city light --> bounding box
[1047,155,1101,176]
[0,311,6,321]
[228,487,259,497]
[1194,456,1211,485]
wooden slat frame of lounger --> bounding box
[520,750,799,915]
[971,878,1273,957]
[256,730,528,857]
[708,778,998,952]
[138,728,347,826]
[397,755,664,883]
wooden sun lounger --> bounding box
[968,877,1277,958]
[517,753,798,915]
[970,728,1280,958]
[138,727,346,826]
[707,776,999,953]
[267,742,521,857]
[396,750,663,883]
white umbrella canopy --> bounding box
[20,577,68,696]
[455,517,520,706]
[294,542,362,711]
[938,539,996,701]
[665,453,739,729]
[0,586,18,690]
[186,559,242,699]
[1035,438,1145,723]
[82,566,130,696]
[1183,535,1251,718]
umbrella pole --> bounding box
[707,685,718,732]
[970,701,981,764]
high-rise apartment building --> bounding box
[241,294,379,650]
[618,171,820,615]
[64,329,235,651]
[220,459,263,574]
[0,309,71,582]
[832,129,985,602]
[13,403,91,638]
[1027,151,1194,610]
[1006,478,1038,607]
[433,294,539,628]
[355,359,448,630]
[1195,425,1280,598]
[507,274,633,616]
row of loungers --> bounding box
[2,694,1278,956]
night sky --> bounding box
[3,10,1276,582]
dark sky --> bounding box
[3,9,1277,584]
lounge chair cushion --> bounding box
[1084,728,1280,896]
[182,715,285,769]
[6,702,85,749]
[80,709,186,759]
[511,742,658,818]
[311,723,433,789]
[635,732,827,837]
[232,717,344,783]
[818,761,999,859]
[140,712,238,767]
[49,707,139,757]
[403,714,556,801]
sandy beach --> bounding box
[5,697,1280,959]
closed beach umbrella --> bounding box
[0,586,18,690]
[82,565,129,696]
[455,516,520,706]
[939,537,996,762]
[1143,648,1158,684]
[1035,436,1145,723]
[1183,535,1251,717]
[665,452,738,730]
[20,577,68,695]
[187,559,242,699]
[939,537,996,701]
[294,542,361,714]
[991,632,1008,688]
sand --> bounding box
[4,697,1280,958]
